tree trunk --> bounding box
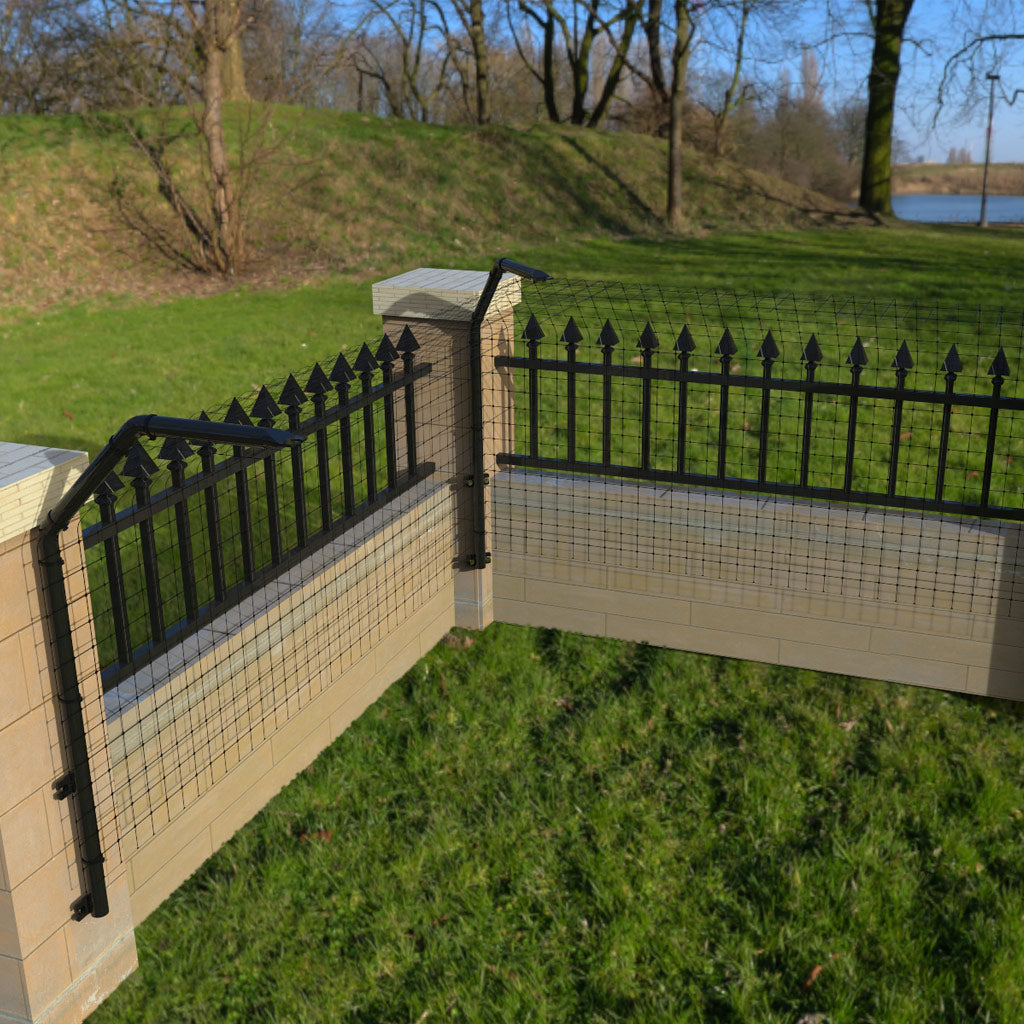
[541,12,559,121]
[569,15,596,125]
[666,0,690,229]
[859,0,913,215]
[644,0,668,104]
[587,0,641,127]
[467,0,490,123]
[201,38,237,273]
[711,0,749,157]
[221,33,249,101]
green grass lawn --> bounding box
[91,624,1024,1023]
[6,222,1024,1022]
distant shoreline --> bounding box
[893,162,1024,196]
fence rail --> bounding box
[83,330,433,688]
[496,316,1024,522]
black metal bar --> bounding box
[302,364,334,534]
[100,461,437,689]
[233,451,255,582]
[197,438,227,604]
[641,354,653,472]
[843,397,859,492]
[935,347,961,504]
[314,394,333,530]
[131,474,165,646]
[338,390,356,517]
[887,343,912,497]
[263,451,283,565]
[799,336,822,489]
[280,378,309,550]
[494,355,1024,414]
[377,339,399,492]
[757,332,778,486]
[638,323,659,473]
[496,453,1024,523]
[601,341,614,466]
[982,382,1003,508]
[843,340,868,493]
[674,327,695,477]
[528,336,540,460]
[167,457,199,621]
[38,532,110,918]
[356,346,379,502]
[399,337,419,479]
[252,387,284,566]
[468,258,551,569]
[96,483,131,667]
[716,330,736,481]
[564,319,580,463]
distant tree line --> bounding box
[2,0,1020,272]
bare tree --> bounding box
[665,0,695,227]
[450,0,490,121]
[699,0,753,155]
[936,26,1024,120]
[859,0,915,214]
[511,0,643,126]
[350,0,453,120]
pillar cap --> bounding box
[0,442,88,544]
[372,268,522,323]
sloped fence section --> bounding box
[87,333,433,690]
[0,267,521,1024]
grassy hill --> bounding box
[0,106,866,313]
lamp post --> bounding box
[979,71,1000,227]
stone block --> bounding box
[128,828,213,924]
[20,929,71,1019]
[0,545,31,645]
[495,599,606,638]
[0,633,30,733]
[37,932,137,1024]
[0,793,53,891]
[7,856,77,960]
[966,664,1024,700]
[0,951,27,1020]
[0,709,58,826]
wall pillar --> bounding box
[0,443,136,1024]
[371,268,520,630]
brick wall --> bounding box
[492,468,1024,700]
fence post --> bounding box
[0,443,136,1024]
[372,268,521,629]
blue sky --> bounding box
[798,1,1024,164]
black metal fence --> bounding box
[84,329,432,688]
[496,282,1024,523]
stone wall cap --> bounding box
[0,443,88,544]
[372,267,522,322]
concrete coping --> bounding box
[372,267,523,323]
[0,441,88,545]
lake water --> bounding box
[892,193,1024,223]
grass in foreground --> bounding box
[91,623,1024,1023]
